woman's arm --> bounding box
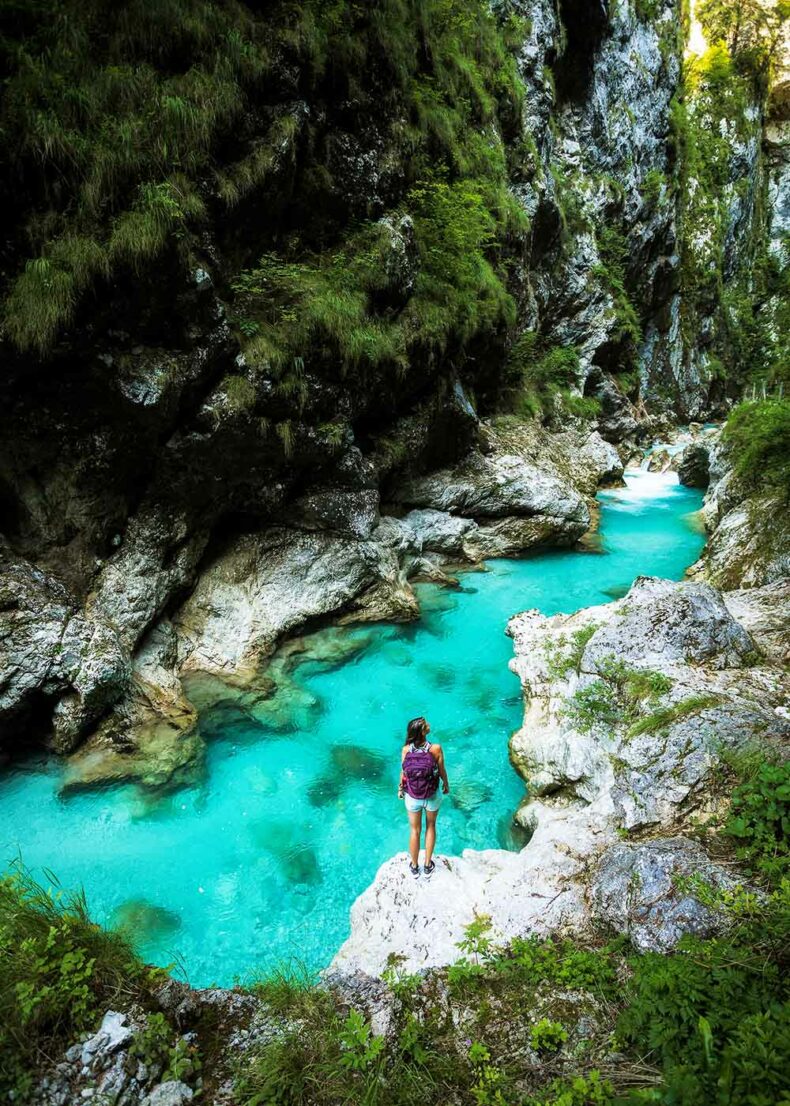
[398,744,408,798]
[434,744,449,793]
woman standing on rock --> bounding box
[398,717,449,878]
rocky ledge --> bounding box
[331,574,789,977]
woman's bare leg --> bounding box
[424,809,439,867]
[407,809,422,866]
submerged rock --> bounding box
[111,898,182,950]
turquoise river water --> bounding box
[0,469,705,986]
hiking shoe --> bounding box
[409,862,420,878]
[423,860,436,878]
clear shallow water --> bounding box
[0,469,704,986]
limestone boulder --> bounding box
[507,576,789,829]
[395,451,587,526]
[677,441,710,487]
[174,527,417,682]
[591,837,737,952]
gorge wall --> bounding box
[0,0,783,769]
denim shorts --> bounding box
[404,788,443,813]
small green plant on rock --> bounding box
[545,623,600,679]
[468,1041,511,1106]
[129,1012,201,1085]
[530,1018,568,1054]
[561,657,672,734]
[525,1070,615,1105]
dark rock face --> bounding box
[678,442,711,488]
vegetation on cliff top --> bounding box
[723,398,790,499]
[0,0,527,398]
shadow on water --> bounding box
[248,820,324,886]
[496,813,533,852]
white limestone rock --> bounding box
[142,1082,194,1106]
[331,798,616,976]
[507,577,789,829]
[174,527,416,682]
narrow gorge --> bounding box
[0,1,787,1104]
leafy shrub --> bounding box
[496,935,621,997]
[724,760,790,884]
[525,1071,614,1105]
[545,624,600,680]
[723,400,790,499]
[616,881,790,1105]
[503,335,588,420]
[0,867,148,1100]
[530,1018,568,1054]
[129,1012,201,1084]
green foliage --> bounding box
[626,693,721,738]
[468,1040,511,1106]
[1,0,271,351]
[0,866,147,1100]
[529,1018,568,1054]
[525,1071,614,1106]
[545,624,599,680]
[129,1012,201,1084]
[723,400,790,499]
[616,880,790,1105]
[562,658,672,734]
[593,225,642,362]
[1,0,526,366]
[639,168,666,207]
[672,38,786,387]
[696,0,790,82]
[234,998,450,1106]
[634,0,662,23]
[503,334,589,421]
[216,0,528,385]
[724,760,790,884]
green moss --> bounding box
[723,400,790,498]
[593,224,642,361]
[626,693,722,737]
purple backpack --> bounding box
[403,741,439,799]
